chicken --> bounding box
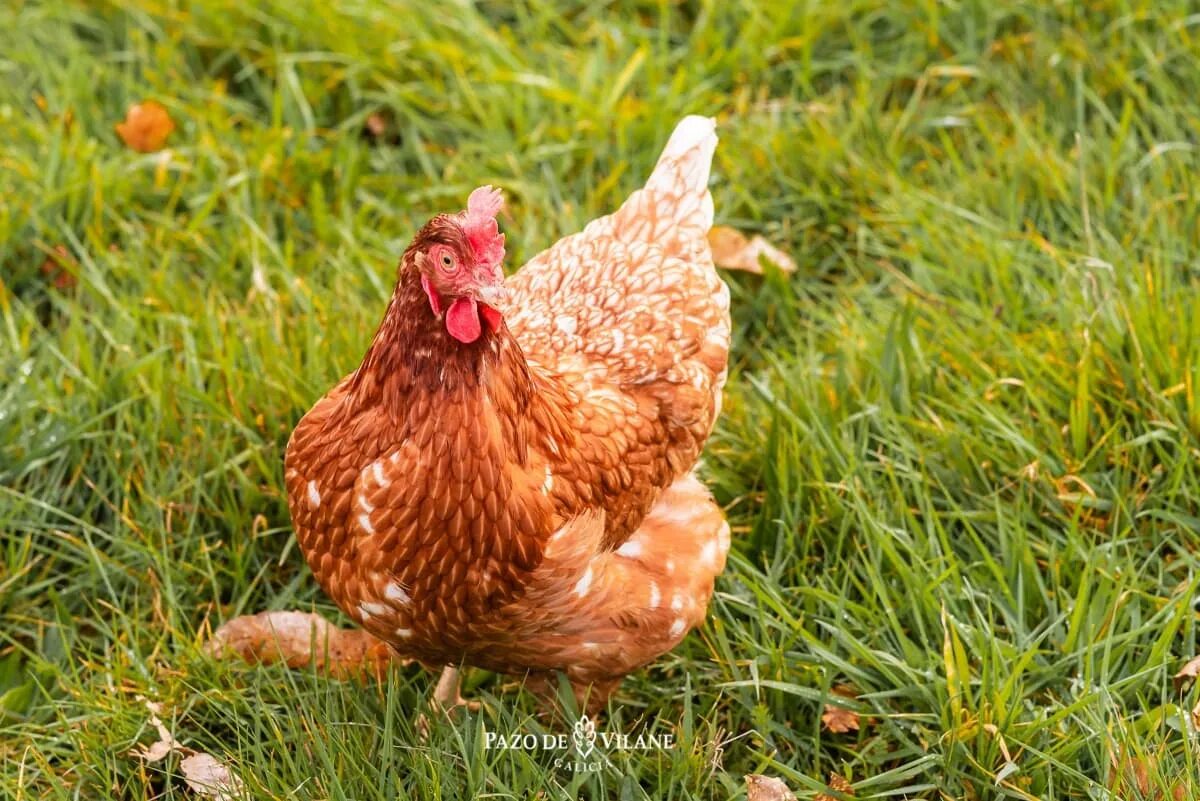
[279,115,731,710]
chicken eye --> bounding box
[441,253,454,269]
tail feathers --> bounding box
[597,115,717,255]
[643,116,717,230]
[648,113,710,226]
[647,116,717,193]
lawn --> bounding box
[2,1,1200,798]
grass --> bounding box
[2,0,1200,798]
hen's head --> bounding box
[410,186,507,344]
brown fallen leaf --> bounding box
[744,774,796,801]
[821,703,859,734]
[1173,655,1200,691]
[365,112,388,139]
[1108,748,1188,801]
[130,697,245,800]
[131,698,182,763]
[708,225,796,274]
[116,100,175,153]
[39,244,77,290]
[180,753,244,799]
[814,772,855,801]
[206,610,406,680]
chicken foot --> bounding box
[431,665,482,712]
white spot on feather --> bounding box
[541,465,554,494]
[660,504,697,526]
[384,582,411,605]
[670,592,684,611]
[705,326,728,350]
[669,618,687,638]
[665,559,676,574]
[699,539,720,567]
[371,460,388,487]
[306,480,320,508]
[358,601,387,618]
[616,539,643,559]
[555,315,578,336]
[395,628,413,639]
[358,494,374,513]
[358,513,375,534]
[648,581,661,609]
[573,565,594,597]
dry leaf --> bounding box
[1173,655,1200,690]
[814,772,856,801]
[130,698,245,800]
[821,703,859,734]
[365,112,388,138]
[131,698,182,763]
[39,244,77,290]
[708,226,796,274]
[116,100,175,153]
[1108,748,1188,801]
[744,774,796,801]
[206,610,406,679]
[180,753,245,800]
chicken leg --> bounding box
[430,665,486,713]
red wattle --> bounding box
[446,297,482,343]
[480,303,502,332]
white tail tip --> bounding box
[659,115,717,162]
[649,117,718,191]
[644,115,718,229]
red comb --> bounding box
[462,186,505,268]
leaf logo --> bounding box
[572,715,597,758]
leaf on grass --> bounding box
[814,773,855,801]
[180,753,244,799]
[130,697,245,800]
[744,774,796,801]
[365,112,388,139]
[1108,748,1188,801]
[708,226,796,274]
[131,698,182,763]
[39,245,77,290]
[205,610,406,679]
[1172,655,1200,690]
[821,686,861,734]
[821,704,859,734]
[116,100,175,153]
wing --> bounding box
[504,117,731,546]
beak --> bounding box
[474,282,509,307]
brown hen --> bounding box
[274,116,730,710]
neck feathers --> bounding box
[346,261,534,453]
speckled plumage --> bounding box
[284,116,731,705]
